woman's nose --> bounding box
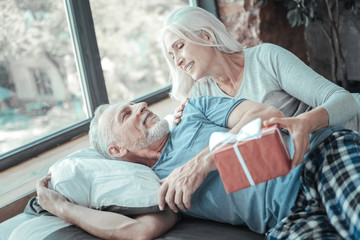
[175,55,183,67]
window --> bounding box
[0,0,194,171]
[0,0,219,171]
[0,1,89,170]
[89,0,188,104]
[32,69,54,95]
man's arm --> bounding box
[227,100,285,133]
[37,174,177,240]
[158,100,285,212]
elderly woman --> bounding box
[161,6,360,167]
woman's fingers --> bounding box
[290,131,310,168]
[172,99,189,125]
[264,117,310,168]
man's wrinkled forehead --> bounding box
[99,102,128,127]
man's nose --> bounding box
[135,102,148,114]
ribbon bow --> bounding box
[209,118,262,152]
[209,118,263,186]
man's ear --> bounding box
[108,144,128,158]
[200,30,214,44]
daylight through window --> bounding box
[0,1,88,155]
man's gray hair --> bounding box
[160,6,244,101]
[89,104,119,160]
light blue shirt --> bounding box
[152,96,338,234]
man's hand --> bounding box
[264,117,310,168]
[158,166,207,212]
[36,173,68,215]
[172,98,189,125]
[158,148,216,213]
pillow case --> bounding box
[49,148,161,216]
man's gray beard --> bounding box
[127,119,170,151]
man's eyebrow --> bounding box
[116,104,130,122]
[116,102,135,121]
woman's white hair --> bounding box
[161,6,243,101]
[89,103,120,160]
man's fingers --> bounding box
[165,188,178,213]
[182,189,192,210]
[158,182,168,211]
[37,173,51,188]
[174,191,186,212]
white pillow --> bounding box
[49,148,161,215]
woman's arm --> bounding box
[262,44,357,167]
[271,43,357,126]
[37,174,177,240]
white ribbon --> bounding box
[209,118,262,153]
[233,141,255,186]
[209,118,263,186]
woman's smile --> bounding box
[185,61,194,72]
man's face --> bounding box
[101,102,169,151]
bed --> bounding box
[0,208,264,239]
[0,148,264,240]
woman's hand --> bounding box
[264,117,311,169]
[36,173,68,215]
[173,98,189,125]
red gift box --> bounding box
[212,125,291,194]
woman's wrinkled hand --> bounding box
[173,98,189,125]
[36,173,68,215]
[264,116,311,169]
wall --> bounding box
[216,0,360,91]
[305,8,360,90]
[216,0,307,63]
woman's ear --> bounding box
[200,30,214,44]
[108,144,128,158]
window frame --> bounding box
[189,0,219,18]
[0,0,216,171]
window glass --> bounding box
[89,0,188,103]
[0,1,88,154]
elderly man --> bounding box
[37,96,360,240]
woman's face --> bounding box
[164,31,215,80]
